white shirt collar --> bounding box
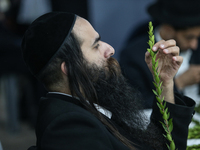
[93,104,112,119]
[48,92,112,119]
[49,92,73,97]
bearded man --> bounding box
[21,12,195,150]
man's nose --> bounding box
[103,42,115,58]
[190,39,198,50]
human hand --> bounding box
[175,64,200,90]
[145,40,183,104]
[145,39,183,87]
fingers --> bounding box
[147,39,182,64]
[172,56,183,65]
[152,39,180,57]
[163,46,180,56]
[152,39,176,52]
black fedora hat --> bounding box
[148,0,200,28]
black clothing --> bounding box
[28,92,195,150]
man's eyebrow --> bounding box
[92,35,101,46]
[185,35,196,39]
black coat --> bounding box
[28,92,195,150]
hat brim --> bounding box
[147,3,200,28]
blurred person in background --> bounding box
[0,0,89,132]
[0,0,39,132]
[120,0,200,108]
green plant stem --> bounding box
[147,21,176,150]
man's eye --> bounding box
[185,36,195,41]
[94,44,100,49]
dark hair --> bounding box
[38,32,135,149]
[157,22,195,31]
[161,22,198,31]
[173,25,192,31]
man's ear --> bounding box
[61,62,68,75]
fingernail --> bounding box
[164,49,168,53]
[160,44,165,48]
[152,47,157,51]
[173,56,177,60]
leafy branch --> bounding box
[147,21,177,150]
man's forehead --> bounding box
[72,17,90,37]
[73,17,89,31]
[72,17,99,45]
[181,26,200,37]
[71,17,86,44]
[181,26,200,33]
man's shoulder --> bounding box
[35,94,100,143]
[38,94,91,119]
[36,94,97,130]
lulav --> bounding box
[147,21,177,150]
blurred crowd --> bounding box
[0,0,89,133]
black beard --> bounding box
[85,58,147,132]
[84,57,164,149]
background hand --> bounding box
[175,64,200,90]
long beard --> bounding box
[85,58,147,131]
[84,57,164,149]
